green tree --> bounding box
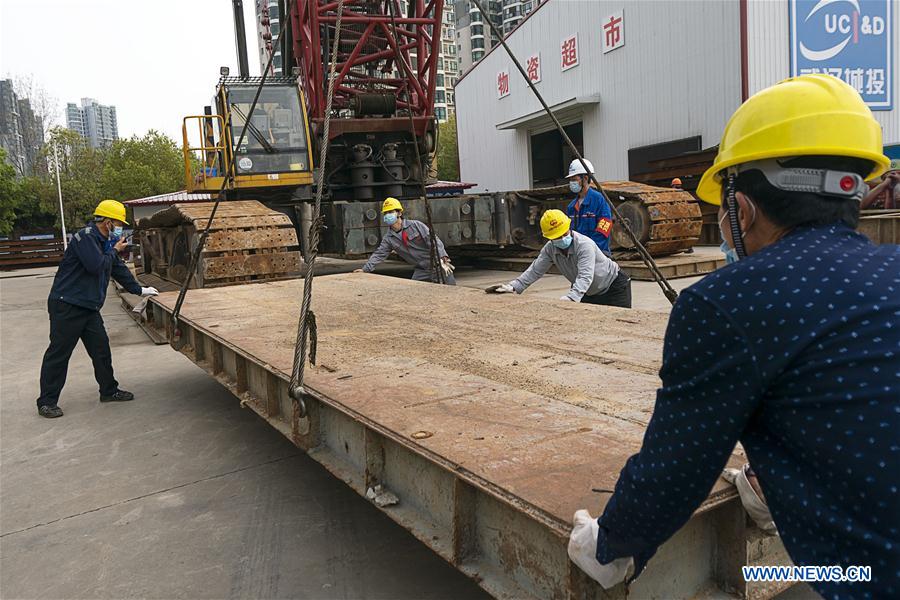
[100,130,185,201]
[0,148,21,236]
[436,115,460,181]
[37,127,106,230]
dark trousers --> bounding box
[582,271,632,308]
[37,299,118,407]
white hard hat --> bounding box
[567,158,594,178]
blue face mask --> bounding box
[111,226,124,240]
[720,240,739,264]
[383,212,398,226]
[552,234,573,249]
[569,179,582,194]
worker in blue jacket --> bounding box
[567,75,900,597]
[36,199,159,418]
[566,159,614,255]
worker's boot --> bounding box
[38,405,64,418]
[100,389,135,402]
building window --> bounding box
[437,74,445,87]
[438,57,444,69]
[436,91,446,103]
[435,107,447,121]
[471,24,483,36]
[473,50,484,61]
[472,38,484,49]
[447,92,454,104]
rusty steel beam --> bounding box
[146,278,796,599]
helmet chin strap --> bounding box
[725,172,748,260]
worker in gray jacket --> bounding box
[490,209,631,307]
[356,197,456,285]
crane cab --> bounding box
[183,77,315,198]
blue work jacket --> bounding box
[566,187,613,253]
[48,222,142,311]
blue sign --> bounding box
[790,0,892,110]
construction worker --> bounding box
[565,159,614,255]
[861,169,899,209]
[568,75,899,596]
[489,209,631,307]
[670,177,682,189]
[356,197,456,285]
[36,200,159,418]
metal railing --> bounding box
[182,115,228,191]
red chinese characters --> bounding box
[602,10,625,54]
[497,70,510,98]
[526,54,541,83]
[561,35,579,71]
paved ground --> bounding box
[0,264,815,599]
[0,267,488,599]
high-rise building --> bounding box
[455,0,537,72]
[65,103,85,137]
[0,79,44,175]
[0,80,24,171]
[17,99,43,174]
[66,98,118,148]
[434,0,459,122]
[255,0,284,76]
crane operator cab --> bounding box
[183,76,314,201]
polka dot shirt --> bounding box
[595,224,900,598]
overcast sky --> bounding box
[0,0,263,142]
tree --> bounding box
[0,148,20,236]
[8,128,188,234]
[37,127,105,230]
[100,131,185,201]
[13,75,59,177]
[436,115,460,182]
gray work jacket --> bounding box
[510,231,619,301]
[362,219,449,273]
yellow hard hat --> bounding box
[696,74,890,205]
[94,199,128,224]
[540,209,571,240]
[382,197,403,213]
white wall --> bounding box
[456,0,742,192]
[747,0,899,146]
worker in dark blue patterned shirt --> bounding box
[567,75,899,598]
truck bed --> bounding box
[148,274,793,599]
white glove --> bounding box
[491,283,515,293]
[132,297,150,315]
[568,509,634,589]
[141,286,160,296]
[441,260,455,276]
[560,295,576,302]
[722,464,777,534]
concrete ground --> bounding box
[0,267,488,599]
[0,264,815,599]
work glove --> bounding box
[560,295,576,302]
[141,286,160,296]
[568,509,634,589]
[486,283,515,294]
[441,260,455,277]
[722,464,777,535]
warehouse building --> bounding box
[456,0,898,192]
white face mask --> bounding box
[718,200,757,262]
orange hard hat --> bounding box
[671,178,682,186]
